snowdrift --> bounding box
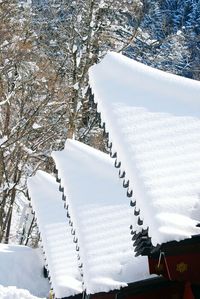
[0,244,49,298]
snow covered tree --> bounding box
[31,0,144,143]
[0,0,69,243]
[124,0,200,79]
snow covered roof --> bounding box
[52,139,150,294]
[27,171,83,298]
[89,52,200,246]
[0,244,49,298]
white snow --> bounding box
[0,244,49,298]
[32,123,42,129]
[27,171,83,299]
[52,139,150,294]
[0,285,44,299]
[89,52,200,246]
[73,82,79,90]
[73,45,78,53]
[0,136,7,146]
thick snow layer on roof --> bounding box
[89,52,200,246]
[27,171,83,298]
[0,244,49,298]
[52,139,150,294]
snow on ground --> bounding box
[52,139,150,294]
[28,171,83,299]
[0,244,49,298]
[89,52,200,246]
[0,285,45,299]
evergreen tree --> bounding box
[124,0,200,79]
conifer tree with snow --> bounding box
[124,0,200,79]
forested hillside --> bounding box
[0,0,200,246]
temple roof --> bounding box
[28,140,150,297]
[52,140,150,294]
[89,52,200,246]
[28,171,83,298]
